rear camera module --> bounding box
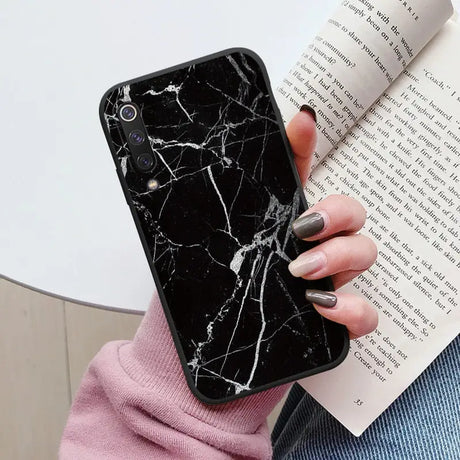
[119,104,137,122]
[137,153,155,171]
[128,130,145,145]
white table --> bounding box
[2,0,457,312]
[0,0,339,312]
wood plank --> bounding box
[65,302,143,399]
[0,279,70,460]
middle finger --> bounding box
[292,194,367,241]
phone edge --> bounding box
[98,47,349,405]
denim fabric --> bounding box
[272,336,459,460]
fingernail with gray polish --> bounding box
[292,213,324,239]
[288,252,324,277]
[305,289,337,308]
[300,104,317,123]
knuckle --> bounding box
[356,202,367,227]
[325,194,345,202]
[321,195,367,232]
[342,210,356,230]
[363,237,378,266]
[360,306,378,335]
[341,196,367,229]
[369,240,378,263]
[361,309,379,335]
[352,300,369,326]
[355,235,378,269]
[370,308,379,329]
[325,195,353,218]
[343,195,367,225]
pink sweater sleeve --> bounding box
[59,293,289,459]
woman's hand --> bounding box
[287,108,378,339]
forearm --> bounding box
[59,293,288,459]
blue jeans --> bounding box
[272,336,459,459]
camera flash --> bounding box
[147,178,160,191]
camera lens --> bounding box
[137,153,155,171]
[128,130,145,145]
[120,104,137,122]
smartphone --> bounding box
[99,49,348,404]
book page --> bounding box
[276,0,453,169]
[300,20,460,436]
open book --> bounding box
[275,0,460,436]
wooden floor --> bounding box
[0,278,285,459]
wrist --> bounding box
[119,292,290,434]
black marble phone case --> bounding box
[100,49,348,403]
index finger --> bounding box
[292,194,367,241]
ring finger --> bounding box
[288,234,377,280]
